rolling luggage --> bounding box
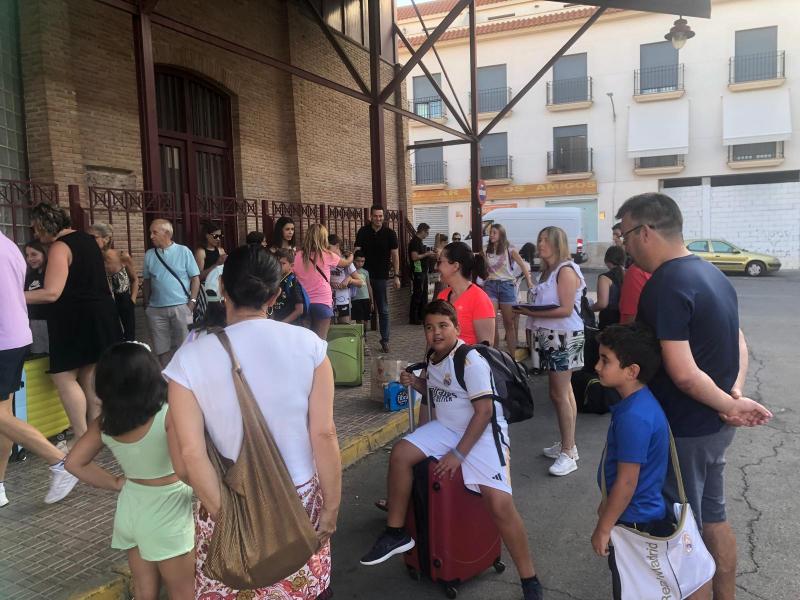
[12,357,70,459]
[326,323,363,386]
[400,362,505,599]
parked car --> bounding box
[685,239,781,277]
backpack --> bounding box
[577,288,597,330]
[451,344,534,424]
[571,369,610,415]
[281,273,310,319]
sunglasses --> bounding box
[211,233,223,240]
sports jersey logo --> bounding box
[429,387,456,404]
[443,373,452,386]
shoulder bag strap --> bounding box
[601,426,687,505]
[311,254,329,282]
[153,248,191,301]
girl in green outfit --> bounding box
[66,342,194,600]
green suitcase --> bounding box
[326,323,364,386]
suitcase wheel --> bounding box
[493,559,506,573]
[444,585,458,599]
[406,566,421,581]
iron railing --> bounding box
[480,155,512,180]
[412,161,447,185]
[469,87,512,114]
[547,148,593,175]
[635,64,684,95]
[635,155,685,169]
[411,95,446,120]
[728,141,784,162]
[0,180,60,244]
[546,76,593,105]
[729,50,785,84]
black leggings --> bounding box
[115,291,136,341]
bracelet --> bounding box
[451,448,466,462]
[189,298,197,304]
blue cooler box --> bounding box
[384,382,409,412]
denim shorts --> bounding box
[483,279,517,304]
[663,425,736,527]
[309,303,334,320]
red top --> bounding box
[619,264,652,322]
[437,284,496,345]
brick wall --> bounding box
[19,0,414,319]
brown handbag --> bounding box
[202,329,320,590]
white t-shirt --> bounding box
[425,341,508,439]
[163,319,328,486]
[331,263,356,306]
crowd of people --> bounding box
[0,192,774,600]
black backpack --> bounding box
[571,369,610,415]
[451,344,534,424]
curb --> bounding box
[71,408,414,599]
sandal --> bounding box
[374,498,389,512]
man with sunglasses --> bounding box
[616,193,772,600]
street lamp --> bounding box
[665,16,695,50]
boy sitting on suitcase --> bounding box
[591,323,672,600]
[360,299,543,600]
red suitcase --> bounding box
[403,456,505,599]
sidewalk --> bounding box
[0,323,426,600]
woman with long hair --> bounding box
[514,227,586,477]
[24,240,50,355]
[293,224,354,339]
[484,224,533,357]
[271,216,296,251]
[25,204,122,443]
[90,223,140,341]
[194,222,226,282]
[435,242,494,346]
[164,245,340,600]
[591,245,626,329]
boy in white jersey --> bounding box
[360,300,543,600]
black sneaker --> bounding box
[380,340,390,354]
[360,529,415,566]
[522,578,543,600]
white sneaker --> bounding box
[55,439,69,453]
[44,467,78,504]
[0,488,8,508]
[549,452,578,477]
[542,442,579,461]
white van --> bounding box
[481,207,587,268]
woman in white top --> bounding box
[164,245,340,600]
[484,224,533,358]
[514,226,585,477]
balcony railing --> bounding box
[469,87,512,114]
[635,64,684,95]
[728,141,784,162]
[412,161,447,185]
[547,148,593,175]
[480,155,512,180]
[546,76,593,105]
[411,95,447,120]
[635,155,685,169]
[729,50,785,84]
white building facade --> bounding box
[399,0,800,267]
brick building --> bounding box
[0,0,418,317]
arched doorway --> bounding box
[155,67,235,247]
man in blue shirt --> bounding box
[142,219,200,365]
[591,323,671,600]
[616,192,771,600]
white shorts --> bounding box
[404,420,512,495]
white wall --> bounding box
[402,0,800,250]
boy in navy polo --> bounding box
[590,323,671,600]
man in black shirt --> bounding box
[407,223,435,325]
[355,206,400,353]
[617,192,771,600]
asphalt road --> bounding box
[330,269,800,600]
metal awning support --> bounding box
[407,0,471,128]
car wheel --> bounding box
[746,261,765,277]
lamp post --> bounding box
[665,16,695,50]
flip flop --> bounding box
[374,498,388,512]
